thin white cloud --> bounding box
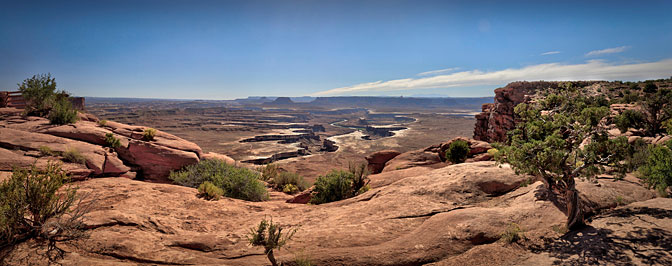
[417,67,460,76]
[541,51,561,56]
[313,58,672,96]
[586,46,629,56]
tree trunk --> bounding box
[266,249,278,266]
[565,187,584,229]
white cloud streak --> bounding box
[313,59,672,96]
[540,51,561,56]
[417,67,460,76]
[586,46,629,56]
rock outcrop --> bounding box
[365,149,401,174]
[0,109,216,182]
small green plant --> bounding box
[638,145,672,197]
[97,119,107,126]
[283,184,299,194]
[47,94,78,125]
[260,164,280,181]
[169,160,268,201]
[310,163,370,205]
[294,252,313,266]
[270,172,308,194]
[614,195,626,206]
[104,133,121,149]
[0,163,89,259]
[62,148,86,164]
[39,146,56,157]
[487,148,499,157]
[665,119,672,135]
[500,223,525,244]
[247,218,298,266]
[142,128,157,141]
[446,140,470,164]
[197,181,224,200]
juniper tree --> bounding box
[496,83,630,229]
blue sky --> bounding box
[1,0,671,99]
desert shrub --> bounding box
[310,164,370,205]
[638,145,672,197]
[247,218,298,266]
[197,181,224,200]
[47,95,78,125]
[260,164,280,181]
[169,160,268,201]
[643,82,658,93]
[18,74,57,116]
[665,119,672,135]
[104,133,121,149]
[39,146,56,157]
[615,109,644,133]
[62,148,86,164]
[0,163,88,258]
[629,83,641,90]
[487,148,499,157]
[500,223,525,244]
[349,162,370,195]
[310,170,354,204]
[142,128,156,141]
[624,138,650,172]
[271,172,308,194]
[446,140,470,164]
[97,120,107,126]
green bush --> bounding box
[47,94,78,125]
[446,140,470,164]
[18,74,58,116]
[665,119,672,135]
[197,181,224,200]
[104,133,121,149]
[638,145,672,197]
[0,163,87,254]
[615,110,644,133]
[62,148,86,164]
[311,170,354,204]
[142,128,157,141]
[169,160,268,201]
[97,120,107,126]
[271,172,308,194]
[644,82,658,93]
[247,218,298,266]
[310,164,370,205]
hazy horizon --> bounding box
[2,0,671,100]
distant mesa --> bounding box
[269,97,294,105]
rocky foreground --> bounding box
[1,105,671,265]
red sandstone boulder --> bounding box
[382,149,443,172]
[365,150,401,174]
[286,187,313,204]
[38,121,128,147]
[117,140,199,182]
